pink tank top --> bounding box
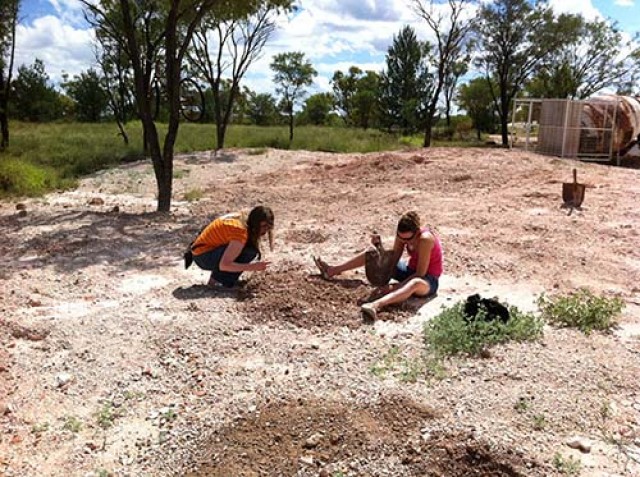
[407,227,443,277]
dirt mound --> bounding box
[187,395,538,476]
[283,228,329,244]
[237,269,412,329]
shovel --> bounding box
[562,168,586,208]
[365,238,395,287]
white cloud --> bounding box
[15,15,95,83]
[548,0,602,20]
[614,0,634,6]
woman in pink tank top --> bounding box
[313,211,443,321]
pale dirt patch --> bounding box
[1,147,639,476]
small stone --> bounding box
[299,455,314,465]
[88,197,104,206]
[56,372,74,388]
[17,210,27,217]
[566,436,591,453]
[15,203,26,210]
[304,433,323,449]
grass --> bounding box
[62,416,82,433]
[0,121,487,198]
[552,453,581,475]
[183,188,203,202]
[423,301,544,357]
[537,288,624,335]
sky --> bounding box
[13,0,640,97]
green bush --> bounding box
[423,301,543,357]
[537,288,624,335]
[0,158,59,196]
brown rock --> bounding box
[88,197,105,206]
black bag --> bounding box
[463,294,510,323]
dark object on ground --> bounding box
[184,250,194,269]
[463,294,510,323]
[365,242,395,287]
[562,168,586,208]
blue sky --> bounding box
[14,0,640,96]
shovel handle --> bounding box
[573,168,577,184]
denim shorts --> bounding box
[393,260,439,295]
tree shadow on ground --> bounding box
[1,208,218,279]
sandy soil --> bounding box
[1,147,639,477]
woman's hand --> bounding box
[250,261,270,272]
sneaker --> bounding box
[361,303,378,322]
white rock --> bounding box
[566,436,592,453]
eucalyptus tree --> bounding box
[411,0,474,147]
[0,0,19,149]
[189,2,288,149]
[473,0,577,146]
[526,16,640,100]
[81,0,291,212]
[270,51,317,143]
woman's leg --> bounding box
[323,251,367,278]
[194,245,258,288]
[361,277,432,320]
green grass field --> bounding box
[0,121,485,197]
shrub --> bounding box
[0,158,57,196]
[423,301,543,357]
[537,288,624,335]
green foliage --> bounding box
[9,59,65,122]
[537,289,624,335]
[552,453,581,475]
[423,302,543,357]
[183,188,203,202]
[0,158,53,196]
[63,416,82,433]
[298,92,335,126]
[379,26,432,135]
[332,67,381,129]
[457,78,499,139]
[96,402,118,429]
[62,69,110,122]
[246,92,279,126]
[526,17,640,99]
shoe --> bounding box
[312,256,331,280]
[361,303,378,322]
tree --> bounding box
[93,25,135,144]
[457,77,498,140]
[331,66,361,126]
[189,3,286,149]
[62,69,110,122]
[299,92,334,125]
[270,51,317,142]
[473,0,576,146]
[332,67,381,129]
[526,16,640,99]
[379,26,433,135]
[10,59,64,122]
[246,91,278,125]
[82,0,292,212]
[0,0,19,148]
[442,58,468,128]
[352,71,380,130]
[411,0,474,147]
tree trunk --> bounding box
[0,115,8,149]
[422,122,433,148]
[288,112,294,143]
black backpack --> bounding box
[463,294,510,323]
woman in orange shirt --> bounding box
[189,205,274,288]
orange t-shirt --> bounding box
[191,215,248,256]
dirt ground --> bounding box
[1,146,639,477]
